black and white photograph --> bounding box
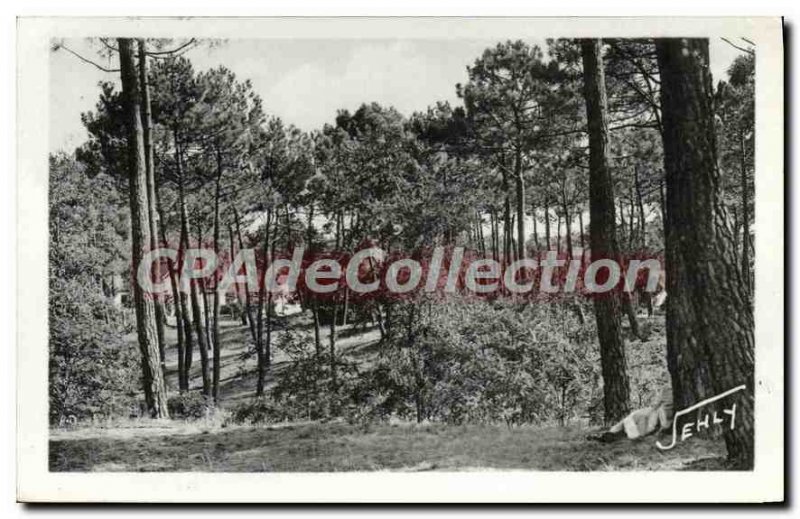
[14,16,784,503]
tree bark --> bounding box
[739,129,752,295]
[581,38,631,425]
[118,38,169,418]
[656,38,754,468]
[136,39,167,376]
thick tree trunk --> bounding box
[581,38,631,425]
[656,38,754,468]
[740,129,752,295]
[118,38,169,418]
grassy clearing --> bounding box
[49,420,727,472]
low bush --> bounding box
[167,392,214,420]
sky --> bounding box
[49,37,747,153]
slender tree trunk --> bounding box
[136,39,167,376]
[118,38,169,418]
[514,147,526,259]
[229,224,248,325]
[156,182,187,391]
[628,192,636,250]
[501,158,512,264]
[266,224,277,370]
[578,208,586,255]
[562,193,573,259]
[196,220,212,352]
[490,209,498,262]
[255,209,272,397]
[659,178,667,237]
[634,165,647,249]
[618,197,627,250]
[188,215,211,396]
[544,199,552,250]
[234,208,257,343]
[211,162,223,402]
[176,156,196,388]
[556,214,562,252]
[531,204,539,252]
[510,213,518,259]
[581,38,631,425]
[477,211,487,256]
[656,38,754,468]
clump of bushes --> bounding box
[357,298,602,426]
[49,277,140,426]
[167,392,214,420]
[227,328,368,425]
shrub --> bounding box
[167,392,214,420]
[355,297,606,427]
[49,277,139,425]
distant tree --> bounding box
[460,41,575,261]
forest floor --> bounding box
[49,310,730,472]
[49,419,727,472]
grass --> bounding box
[49,420,727,472]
